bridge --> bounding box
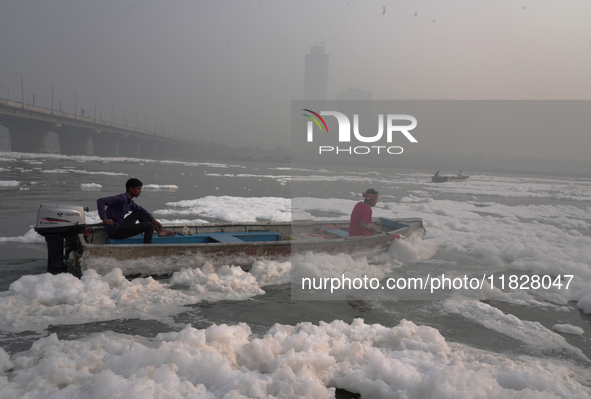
[0,98,206,158]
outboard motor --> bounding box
[34,203,88,274]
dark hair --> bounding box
[365,188,378,195]
[126,178,143,191]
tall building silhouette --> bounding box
[303,45,329,100]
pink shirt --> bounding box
[349,202,373,236]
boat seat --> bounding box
[318,227,349,238]
[379,218,409,230]
[108,231,281,244]
[208,235,244,243]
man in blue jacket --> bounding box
[97,178,175,243]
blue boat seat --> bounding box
[108,230,281,244]
[379,218,408,230]
[208,235,244,243]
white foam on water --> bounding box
[0,228,44,244]
[149,191,591,313]
[387,236,438,262]
[43,169,127,176]
[40,169,70,174]
[0,319,589,399]
[161,196,292,222]
[553,324,585,335]
[290,252,392,284]
[426,174,591,202]
[0,181,19,187]
[80,183,102,191]
[0,256,293,334]
[143,184,178,191]
[169,263,265,298]
[4,245,427,333]
[0,151,245,171]
[442,300,587,360]
[155,218,210,225]
[2,169,591,397]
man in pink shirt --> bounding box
[349,189,380,236]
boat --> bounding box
[80,217,425,276]
[34,204,425,277]
[432,175,470,183]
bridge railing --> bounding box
[0,98,203,146]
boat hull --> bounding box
[432,175,470,183]
[79,218,425,276]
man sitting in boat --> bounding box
[349,189,380,236]
[457,171,463,178]
[434,171,440,177]
[97,178,176,243]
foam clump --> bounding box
[0,257,295,333]
[1,319,588,398]
[143,184,178,190]
[553,324,584,335]
[0,180,19,187]
[0,269,193,332]
[0,228,44,244]
[290,252,390,283]
[170,263,264,297]
[0,348,13,375]
[162,196,291,222]
[387,236,437,261]
[80,183,102,190]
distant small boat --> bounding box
[432,175,470,183]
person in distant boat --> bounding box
[457,171,463,178]
[97,178,176,244]
[349,188,380,236]
[434,170,440,177]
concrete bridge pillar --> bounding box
[55,126,93,155]
[119,136,141,158]
[186,145,200,159]
[168,144,183,159]
[155,141,171,158]
[92,132,120,157]
[179,146,190,159]
[139,139,157,158]
[0,118,55,153]
[0,135,9,150]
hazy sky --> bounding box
[1,0,590,160]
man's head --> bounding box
[362,188,379,206]
[126,178,143,198]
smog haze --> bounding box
[1,0,590,165]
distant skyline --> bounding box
[1,0,591,161]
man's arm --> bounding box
[358,206,379,233]
[359,221,380,233]
[97,195,120,227]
